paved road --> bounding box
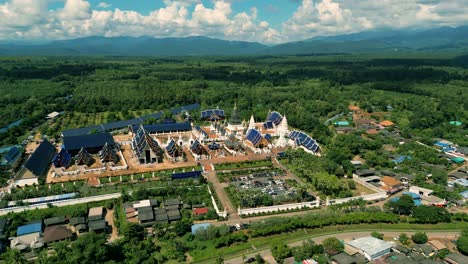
[222,230,461,264]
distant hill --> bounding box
[0,36,267,56]
[1,26,468,56]
[264,25,468,54]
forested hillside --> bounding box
[0,54,467,147]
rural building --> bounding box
[154,208,169,224]
[164,198,182,209]
[413,244,434,257]
[12,222,44,251]
[427,240,447,251]
[444,253,468,264]
[355,169,375,177]
[69,217,87,233]
[409,186,433,197]
[167,209,181,222]
[46,112,60,119]
[0,146,22,168]
[0,218,6,236]
[10,232,43,251]
[380,176,403,194]
[193,207,209,216]
[347,236,394,261]
[17,222,42,236]
[16,139,56,187]
[43,225,73,244]
[88,206,105,221]
[43,216,66,227]
[88,220,107,233]
[380,120,394,127]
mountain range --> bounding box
[1,25,467,56]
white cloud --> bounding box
[282,0,468,41]
[97,2,111,9]
[0,0,467,44]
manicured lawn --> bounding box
[215,160,273,171]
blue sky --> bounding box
[0,0,467,44]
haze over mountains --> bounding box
[1,26,467,56]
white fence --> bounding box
[238,200,320,216]
[0,193,121,216]
[207,185,227,218]
[325,178,388,205]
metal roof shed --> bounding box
[17,222,42,236]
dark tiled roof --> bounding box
[69,217,86,226]
[43,226,72,244]
[24,140,56,177]
[43,216,66,227]
[88,220,106,231]
[63,132,115,152]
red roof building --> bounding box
[193,207,209,216]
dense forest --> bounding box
[1,54,467,148]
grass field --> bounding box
[191,222,468,263]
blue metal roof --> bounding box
[133,123,192,134]
[52,146,72,168]
[62,104,199,137]
[403,192,421,199]
[61,125,104,137]
[289,131,320,153]
[201,109,225,121]
[460,190,468,199]
[24,140,56,177]
[266,111,283,126]
[172,170,202,179]
[392,155,412,164]
[191,223,212,234]
[3,147,20,163]
[17,222,42,236]
[171,103,201,115]
[246,129,263,147]
[0,119,23,134]
[63,132,115,152]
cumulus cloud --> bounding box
[282,0,468,41]
[0,0,280,43]
[97,2,111,9]
[0,0,467,43]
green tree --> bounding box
[399,233,409,245]
[2,248,27,264]
[271,241,292,263]
[386,194,414,215]
[255,254,265,264]
[371,231,383,240]
[457,230,468,255]
[123,222,145,241]
[412,232,428,244]
[322,237,344,255]
[431,169,448,186]
[412,205,450,223]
